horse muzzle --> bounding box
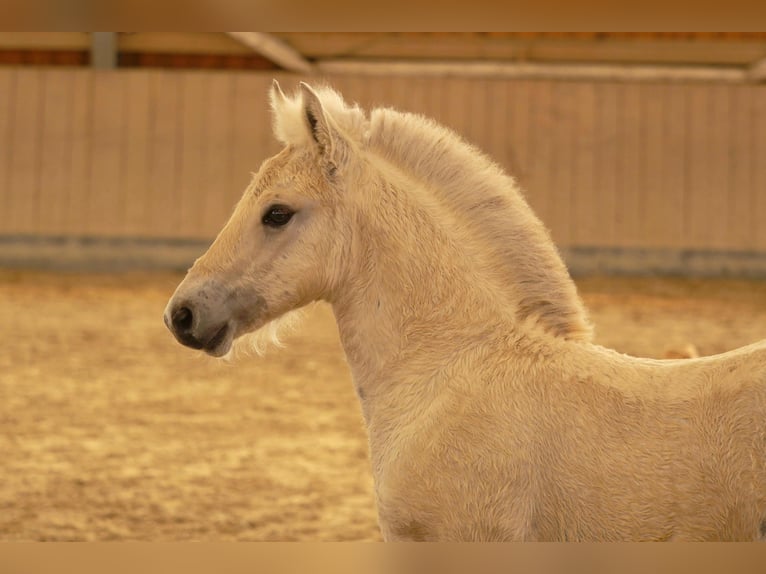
[164,291,234,357]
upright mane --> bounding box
[271,85,592,341]
[367,109,592,341]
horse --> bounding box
[164,80,766,541]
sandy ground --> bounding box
[1,270,766,541]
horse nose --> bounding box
[166,303,204,349]
[172,305,193,332]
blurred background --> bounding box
[0,32,765,272]
[1,32,766,541]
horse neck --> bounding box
[330,168,524,407]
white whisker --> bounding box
[223,308,306,361]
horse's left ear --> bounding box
[300,82,346,169]
[270,79,288,108]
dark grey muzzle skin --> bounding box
[163,279,236,357]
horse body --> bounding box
[333,194,766,540]
[365,338,766,541]
[164,81,766,541]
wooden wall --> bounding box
[1,67,765,252]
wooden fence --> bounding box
[1,67,765,267]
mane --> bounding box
[367,109,592,341]
[272,85,592,341]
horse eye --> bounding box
[262,205,295,228]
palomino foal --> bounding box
[165,81,766,541]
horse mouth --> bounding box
[203,324,231,357]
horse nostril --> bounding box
[172,306,194,332]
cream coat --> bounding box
[165,81,766,541]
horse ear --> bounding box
[299,82,341,162]
[270,79,287,107]
[270,79,303,146]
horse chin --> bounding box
[202,324,234,358]
[206,340,232,358]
